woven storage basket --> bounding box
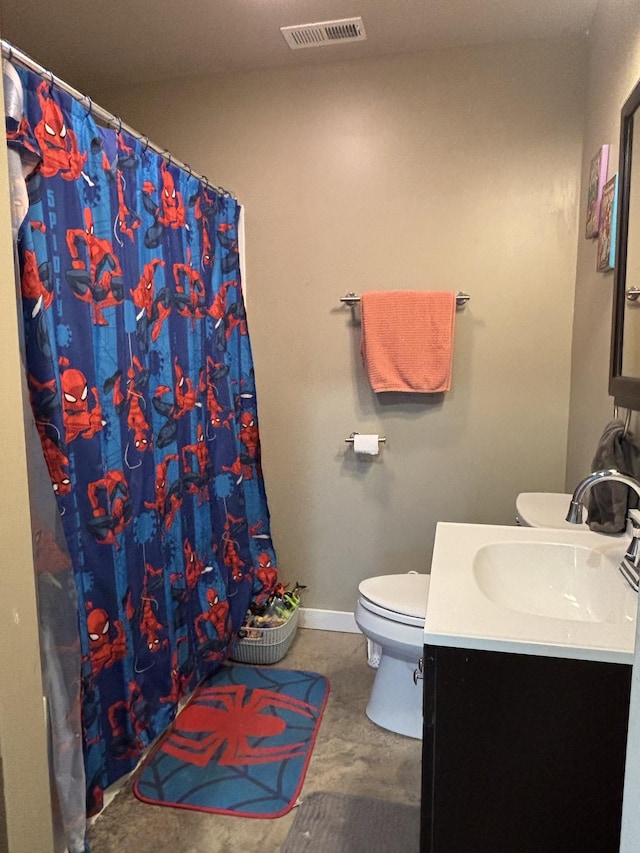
[230,606,300,665]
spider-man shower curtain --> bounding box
[12,65,278,820]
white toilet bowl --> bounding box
[354,572,430,740]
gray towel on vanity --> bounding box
[587,419,640,533]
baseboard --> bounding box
[298,607,360,634]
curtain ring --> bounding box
[7,45,13,62]
[201,175,209,188]
[48,70,55,93]
[115,116,123,135]
[185,163,192,179]
[84,96,93,118]
[141,136,150,153]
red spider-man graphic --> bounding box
[21,222,52,315]
[199,357,233,432]
[34,81,86,181]
[182,424,211,505]
[193,195,214,269]
[65,208,124,325]
[107,680,148,760]
[115,169,141,243]
[131,258,171,344]
[160,684,316,767]
[86,605,127,675]
[86,470,132,548]
[174,254,208,329]
[158,163,186,229]
[174,358,199,414]
[152,358,203,449]
[59,359,105,444]
[254,553,279,606]
[142,164,187,242]
[21,248,52,313]
[208,280,231,325]
[154,358,200,419]
[138,593,165,653]
[160,636,193,705]
[125,563,168,658]
[145,453,181,530]
[108,356,152,453]
[221,454,250,484]
[217,514,247,583]
[131,258,162,320]
[103,138,141,244]
[195,587,229,645]
[178,538,207,591]
[38,428,71,496]
[239,411,259,459]
[207,279,246,346]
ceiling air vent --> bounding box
[281,17,367,50]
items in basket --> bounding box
[239,582,305,636]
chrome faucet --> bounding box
[566,468,640,591]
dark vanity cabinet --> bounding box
[420,645,632,853]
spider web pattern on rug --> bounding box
[133,666,329,817]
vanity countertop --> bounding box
[424,522,637,664]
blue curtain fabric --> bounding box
[15,66,278,816]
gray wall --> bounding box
[567,0,640,486]
[572,4,640,850]
[97,38,586,612]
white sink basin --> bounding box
[425,523,638,664]
[473,541,635,624]
[515,492,625,536]
[515,492,584,529]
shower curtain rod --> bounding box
[1,39,234,198]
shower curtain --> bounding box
[9,62,279,843]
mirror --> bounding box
[610,77,640,409]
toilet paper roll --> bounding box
[353,434,379,455]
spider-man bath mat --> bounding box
[133,666,330,818]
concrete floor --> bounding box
[87,629,423,852]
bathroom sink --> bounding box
[515,492,582,529]
[473,541,635,623]
[425,522,638,664]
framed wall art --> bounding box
[597,174,618,272]
[585,144,610,238]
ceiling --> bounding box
[1,0,598,93]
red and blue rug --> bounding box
[133,666,329,818]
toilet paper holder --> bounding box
[345,432,386,445]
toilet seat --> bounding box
[358,573,429,628]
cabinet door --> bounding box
[421,645,631,853]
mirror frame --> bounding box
[609,77,640,409]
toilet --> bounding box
[354,571,429,740]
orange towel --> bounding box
[360,290,456,393]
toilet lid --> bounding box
[358,573,429,625]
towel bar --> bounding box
[340,291,470,308]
